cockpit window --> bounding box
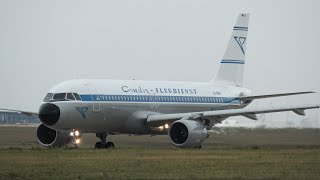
[73,93,81,100]
[43,93,54,102]
[53,93,67,101]
[43,92,81,102]
[66,93,75,100]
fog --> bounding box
[0,0,319,127]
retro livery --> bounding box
[2,14,319,148]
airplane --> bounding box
[1,13,319,149]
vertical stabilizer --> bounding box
[214,13,249,86]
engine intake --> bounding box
[37,124,72,147]
[168,120,208,148]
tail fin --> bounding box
[213,13,249,86]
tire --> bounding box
[94,142,103,149]
[105,142,115,149]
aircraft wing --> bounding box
[238,91,314,101]
[0,108,38,116]
[146,104,319,127]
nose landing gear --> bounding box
[95,132,115,149]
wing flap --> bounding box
[147,104,319,127]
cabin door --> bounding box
[88,86,100,112]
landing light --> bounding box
[159,124,169,130]
[70,130,80,137]
[75,130,80,136]
[75,138,81,144]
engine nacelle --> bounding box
[168,120,208,148]
[36,124,72,147]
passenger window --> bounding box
[43,93,54,102]
[67,93,75,100]
[53,93,66,101]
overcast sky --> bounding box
[0,0,319,126]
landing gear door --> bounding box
[88,87,100,112]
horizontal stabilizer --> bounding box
[237,91,315,101]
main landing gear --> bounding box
[95,132,115,149]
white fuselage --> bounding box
[44,79,251,134]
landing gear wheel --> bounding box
[105,142,115,149]
[95,133,115,149]
[95,142,103,149]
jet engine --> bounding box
[168,120,208,148]
[36,124,72,147]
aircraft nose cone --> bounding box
[39,103,60,126]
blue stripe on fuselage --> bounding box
[79,94,240,104]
